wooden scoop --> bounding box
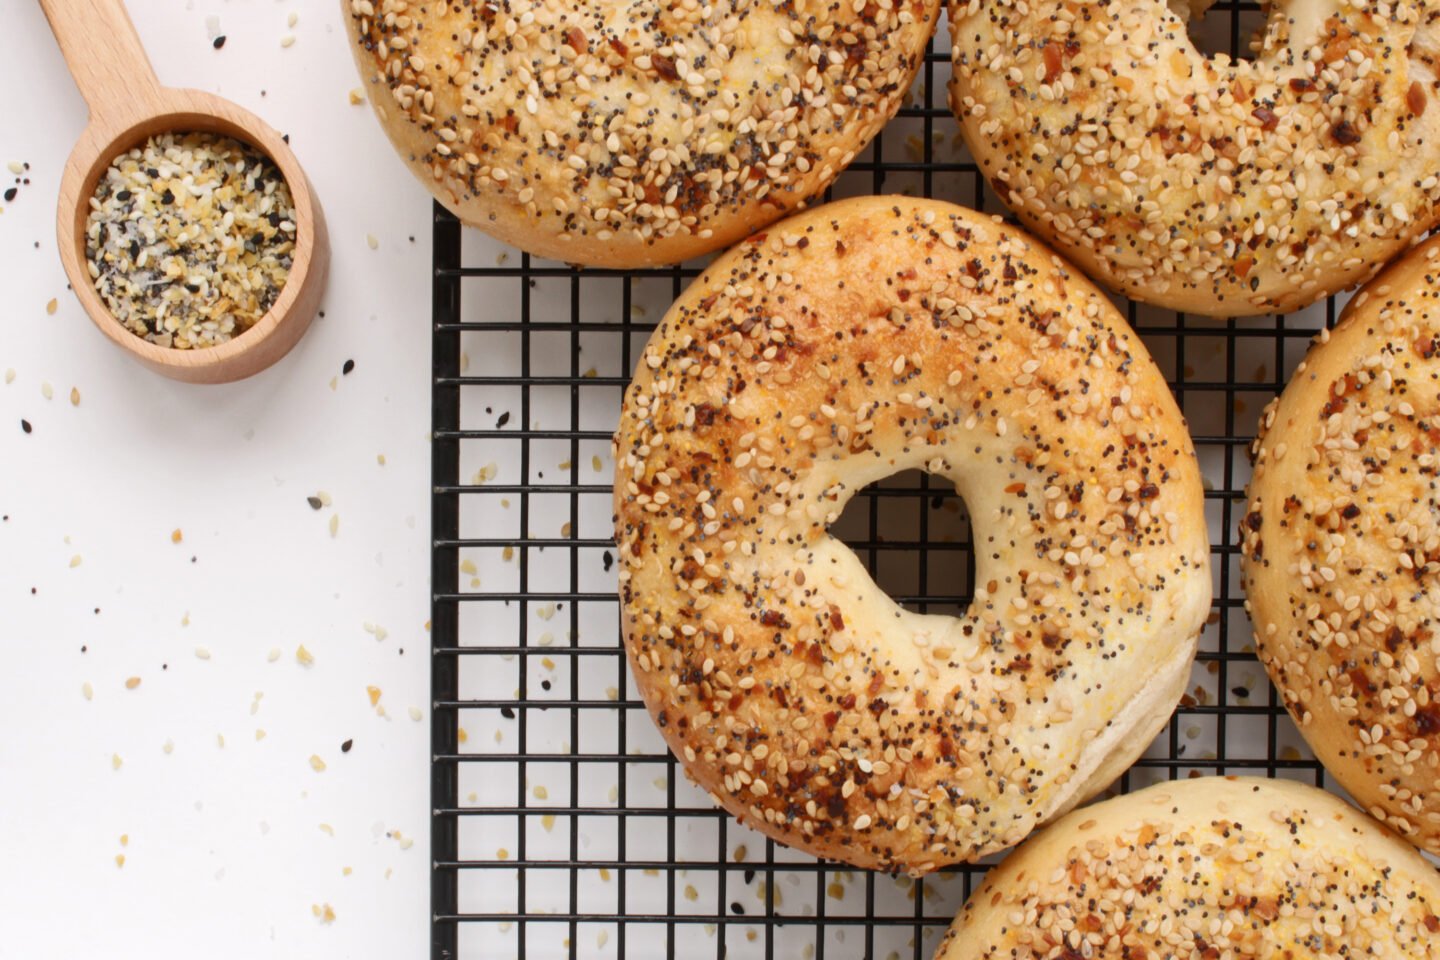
[41,0,329,383]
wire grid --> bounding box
[430,7,1342,959]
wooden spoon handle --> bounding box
[39,0,160,128]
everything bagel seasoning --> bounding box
[85,132,295,349]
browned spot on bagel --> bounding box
[1331,120,1363,146]
[1410,81,1430,116]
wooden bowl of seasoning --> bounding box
[41,0,328,384]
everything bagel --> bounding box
[612,196,1211,873]
[947,0,1440,316]
[936,777,1440,960]
[343,0,940,267]
[1243,235,1440,854]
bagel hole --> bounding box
[828,469,973,618]
[1181,0,1267,61]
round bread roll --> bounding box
[342,0,939,267]
[612,196,1211,873]
[936,776,1440,960]
[1242,235,1440,855]
[946,0,1440,317]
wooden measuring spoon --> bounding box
[41,0,329,383]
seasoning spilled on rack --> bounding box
[85,132,296,349]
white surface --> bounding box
[0,2,436,955]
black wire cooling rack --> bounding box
[429,8,1342,959]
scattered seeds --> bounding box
[309,754,326,772]
[329,514,339,538]
[82,681,93,701]
[45,298,57,316]
[69,386,80,406]
[194,646,211,660]
[124,676,140,690]
[171,528,183,543]
[295,644,314,666]
[366,685,381,706]
[349,88,365,105]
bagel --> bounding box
[342,0,939,268]
[936,776,1440,960]
[946,0,1440,317]
[1242,235,1440,854]
[612,196,1211,873]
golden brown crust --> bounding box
[947,0,1440,317]
[342,0,939,267]
[1242,235,1440,855]
[936,776,1440,960]
[612,196,1211,873]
